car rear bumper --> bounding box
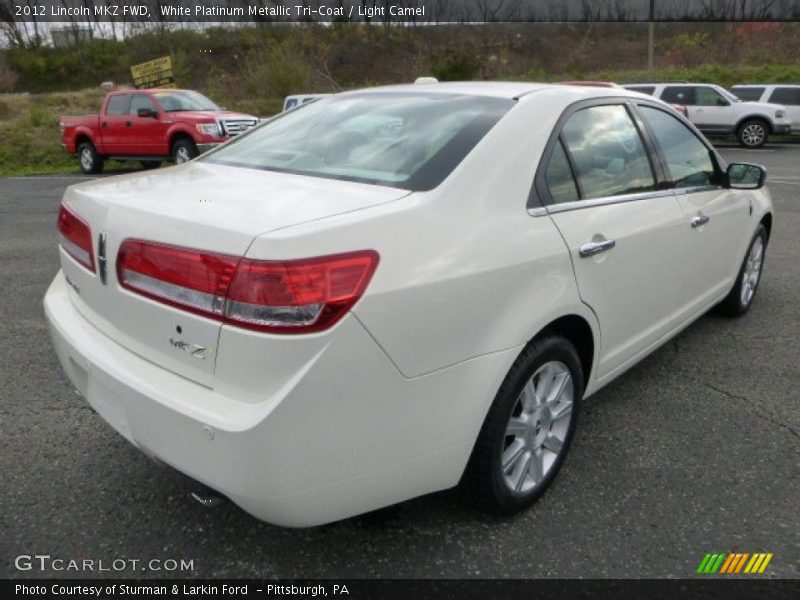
[44,271,510,526]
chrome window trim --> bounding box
[673,185,724,195]
[528,206,549,217]
[530,188,675,216]
[528,184,725,217]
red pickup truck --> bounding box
[60,89,259,173]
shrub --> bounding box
[430,47,482,81]
[241,41,313,102]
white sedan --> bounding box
[45,83,772,526]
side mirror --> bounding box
[137,108,158,119]
[716,98,729,107]
[726,163,766,189]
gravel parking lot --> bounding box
[1,147,798,579]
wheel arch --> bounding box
[760,212,773,242]
[735,114,773,134]
[74,129,97,152]
[168,128,196,153]
[538,314,595,389]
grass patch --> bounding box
[0,89,106,176]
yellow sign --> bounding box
[130,56,175,89]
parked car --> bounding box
[731,84,800,134]
[560,81,688,116]
[622,82,790,147]
[46,83,772,527]
[283,94,328,111]
[60,89,259,174]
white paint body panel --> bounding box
[731,84,800,133]
[44,83,773,526]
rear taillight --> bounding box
[117,240,378,334]
[57,204,95,272]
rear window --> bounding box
[732,87,766,102]
[768,87,800,105]
[203,93,513,191]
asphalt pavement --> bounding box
[1,148,798,579]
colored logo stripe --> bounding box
[745,553,773,574]
[697,553,773,574]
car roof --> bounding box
[340,81,650,101]
[732,83,800,87]
[111,88,203,94]
[624,82,706,86]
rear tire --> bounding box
[737,119,769,148]
[172,139,198,164]
[716,224,767,317]
[464,334,583,514]
[78,142,104,174]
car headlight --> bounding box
[196,123,221,137]
[775,109,786,119]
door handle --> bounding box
[125,120,133,127]
[101,121,108,128]
[579,239,616,258]
[691,214,710,228]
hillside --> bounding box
[2,22,800,176]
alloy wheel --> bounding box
[742,124,765,147]
[175,147,191,164]
[740,236,764,307]
[80,148,93,171]
[502,361,574,494]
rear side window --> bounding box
[626,86,656,95]
[558,105,656,200]
[768,87,800,105]
[732,87,765,102]
[544,140,579,203]
[639,106,718,188]
[106,95,130,115]
[662,86,695,105]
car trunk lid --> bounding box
[58,162,409,387]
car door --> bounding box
[636,103,750,320]
[100,94,131,154]
[661,85,734,134]
[126,93,168,156]
[537,101,689,381]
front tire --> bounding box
[77,142,104,174]
[717,224,767,317]
[737,119,769,148]
[172,139,198,164]
[464,334,583,514]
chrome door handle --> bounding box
[579,239,616,257]
[691,214,710,228]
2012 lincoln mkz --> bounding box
[44,83,773,526]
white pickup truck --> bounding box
[623,82,791,147]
